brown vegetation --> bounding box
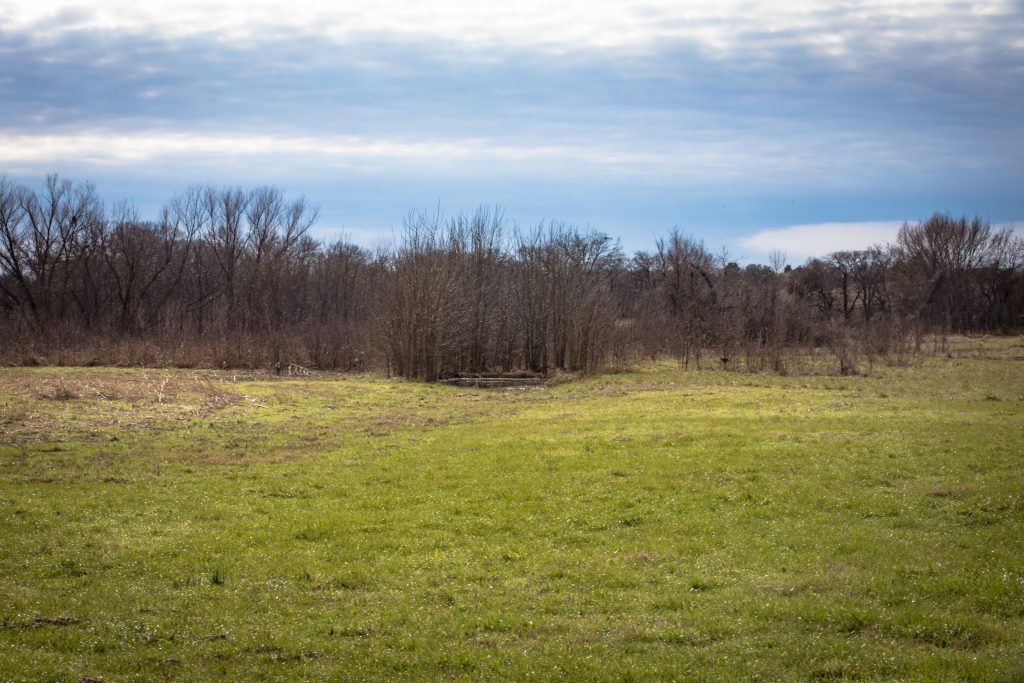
[2,174,1021,377]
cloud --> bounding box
[0,1,1020,248]
[1,127,976,191]
[738,221,905,260]
[0,129,677,170]
[3,1,1021,54]
[2,6,1020,146]
[2,4,1021,152]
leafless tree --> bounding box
[2,175,1020,376]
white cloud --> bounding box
[738,221,905,260]
[0,129,833,181]
[0,129,665,168]
[0,127,1012,200]
[2,1,1018,53]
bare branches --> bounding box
[1,175,1020,375]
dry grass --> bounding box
[0,369,243,446]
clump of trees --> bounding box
[2,175,1021,377]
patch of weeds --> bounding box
[329,625,374,638]
[315,572,372,592]
[926,484,974,498]
[246,644,320,662]
[886,618,994,650]
[689,578,718,593]
[210,568,225,586]
[809,662,862,680]
[653,595,690,612]
[1,616,81,630]
[41,379,79,401]
[53,558,87,578]
[912,624,986,649]
[618,515,645,528]
[294,525,332,542]
[0,401,29,423]
[265,487,310,499]
[835,611,873,634]
[763,577,821,596]
[958,509,1000,527]
[500,549,521,562]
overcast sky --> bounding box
[1,1,1021,261]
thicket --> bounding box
[2,175,1021,378]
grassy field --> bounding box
[2,338,1023,681]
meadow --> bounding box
[1,338,1023,681]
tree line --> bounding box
[1,175,1021,377]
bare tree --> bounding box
[2,175,1020,376]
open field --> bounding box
[2,338,1024,681]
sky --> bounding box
[1,1,1021,262]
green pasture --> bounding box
[1,338,1023,680]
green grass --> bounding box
[2,338,1024,681]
